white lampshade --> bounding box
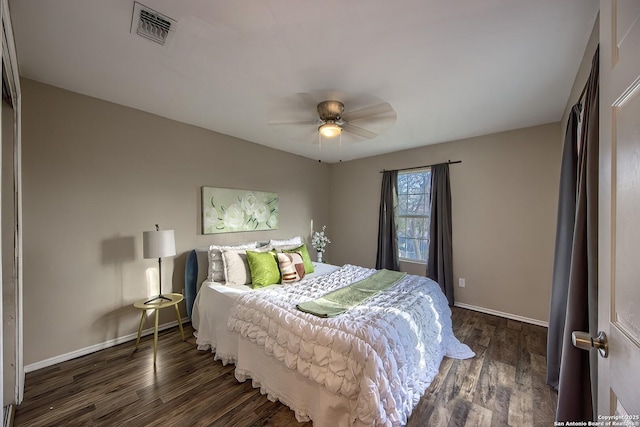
[143,229,176,259]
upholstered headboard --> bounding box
[184,247,209,319]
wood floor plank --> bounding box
[530,353,557,427]
[458,344,487,402]
[508,388,534,426]
[15,308,557,426]
[446,398,472,427]
[464,402,493,426]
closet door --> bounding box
[1,79,15,410]
[1,0,23,413]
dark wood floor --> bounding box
[14,307,556,426]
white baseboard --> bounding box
[24,317,190,373]
[454,302,548,327]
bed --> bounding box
[185,242,473,426]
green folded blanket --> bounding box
[296,269,407,317]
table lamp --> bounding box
[143,224,176,304]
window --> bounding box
[397,169,432,263]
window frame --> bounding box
[396,168,432,264]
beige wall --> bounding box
[328,123,561,323]
[561,14,600,134]
[21,79,330,366]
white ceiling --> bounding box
[9,0,598,163]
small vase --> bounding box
[317,251,323,263]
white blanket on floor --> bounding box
[228,264,474,426]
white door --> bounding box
[598,0,640,418]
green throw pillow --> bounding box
[246,250,280,288]
[283,244,314,274]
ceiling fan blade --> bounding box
[342,123,378,139]
[346,114,397,126]
[268,119,318,126]
[267,92,320,123]
[342,102,394,122]
[297,92,321,107]
[281,92,320,112]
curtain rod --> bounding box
[379,160,462,174]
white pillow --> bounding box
[221,246,272,285]
[269,236,303,248]
[208,242,257,282]
[220,249,252,286]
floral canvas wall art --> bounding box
[202,187,279,234]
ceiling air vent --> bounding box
[131,2,176,45]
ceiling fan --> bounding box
[267,92,397,143]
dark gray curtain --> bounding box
[427,164,454,306]
[551,46,599,422]
[376,170,399,271]
[546,103,581,389]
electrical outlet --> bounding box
[458,278,466,288]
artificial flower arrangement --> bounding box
[311,226,331,262]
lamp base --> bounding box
[144,294,172,304]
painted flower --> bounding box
[241,193,259,215]
[253,203,270,223]
[267,214,278,228]
[224,203,245,229]
[204,206,219,233]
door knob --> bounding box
[572,330,608,358]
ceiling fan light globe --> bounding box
[319,123,341,138]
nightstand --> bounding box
[133,293,185,365]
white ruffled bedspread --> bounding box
[227,264,474,426]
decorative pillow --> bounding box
[277,252,306,283]
[208,242,258,281]
[283,244,314,274]
[269,236,303,248]
[246,250,280,288]
[220,249,252,286]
